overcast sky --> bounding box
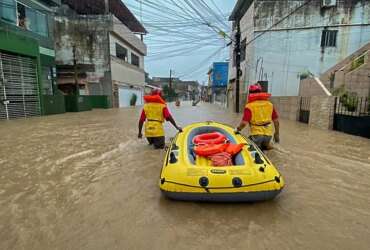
[122,0,237,84]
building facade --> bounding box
[300,41,370,98]
[54,0,147,108]
[228,0,370,110]
[150,77,199,100]
[207,62,228,105]
[0,0,64,120]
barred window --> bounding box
[321,30,338,47]
[116,44,128,61]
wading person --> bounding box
[138,90,182,149]
[235,84,280,150]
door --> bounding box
[298,97,310,124]
[118,87,143,107]
[0,52,41,120]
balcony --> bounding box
[111,16,147,56]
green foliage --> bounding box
[130,93,137,106]
[350,54,365,72]
[298,70,312,80]
[339,93,358,112]
[334,85,359,112]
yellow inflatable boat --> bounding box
[159,121,284,202]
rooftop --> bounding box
[229,0,253,21]
[61,0,147,34]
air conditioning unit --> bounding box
[322,0,336,7]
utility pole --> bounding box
[168,69,173,102]
[234,22,241,113]
[169,69,172,89]
[72,45,78,95]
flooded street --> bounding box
[1,102,370,250]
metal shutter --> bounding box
[0,52,41,120]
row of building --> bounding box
[0,0,200,120]
[0,0,151,119]
[146,75,200,101]
[226,0,370,112]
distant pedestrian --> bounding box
[138,90,182,149]
[235,84,280,150]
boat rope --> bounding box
[163,178,279,190]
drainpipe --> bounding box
[72,45,78,95]
[104,0,109,14]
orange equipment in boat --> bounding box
[193,132,226,145]
[194,143,229,157]
[225,143,244,156]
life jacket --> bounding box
[144,95,166,104]
[225,143,244,156]
[194,143,229,157]
[143,102,166,137]
[246,93,274,136]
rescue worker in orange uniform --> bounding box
[138,90,182,149]
[235,84,280,150]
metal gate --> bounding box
[298,97,310,123]
[333,97,370,138]
[0,52,41,120]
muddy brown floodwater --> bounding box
[1,102,370,250]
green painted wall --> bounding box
[0,28,64,116]
[0,28,39,57]
[88,96,112,109]
[42,95,66,115]
[0,0,64,117]
[65,95,92,112]
[0,28,45,114]
[40,54,55,66]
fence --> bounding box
[298,97,310,123]
[333,97,370,138]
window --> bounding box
[131,53,140,67]
[0,0,16,23]
[240,38,246,62]
[31,9,47,36]
[116,43,128,61]
[321,30,337,47]
[16,2,48,36]
[17,3,26,28]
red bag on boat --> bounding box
[208,152,233,166]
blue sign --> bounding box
[212,62,228,88]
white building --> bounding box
[55,0,147,108]
[228,0,370,110]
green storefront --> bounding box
[0,0,64,120]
